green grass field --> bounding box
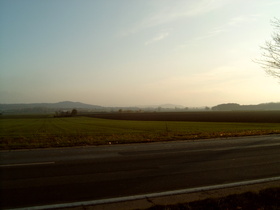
[1,115,280,149]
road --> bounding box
[1,135,280,209]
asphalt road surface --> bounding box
[1,135,280,209]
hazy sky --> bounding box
[1,0,279,107]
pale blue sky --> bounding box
[1,0,279,107]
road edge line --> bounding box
[9,176,280,210]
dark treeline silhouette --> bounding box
[211,102,280,111]
[54,109,78,118]
[1,101,280,115]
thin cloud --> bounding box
[145,31,169,45]
[121,0,228,36]
[193,14,260,42]
[227,15,259,26]
[194,27,225,41]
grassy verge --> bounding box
[146,187,280,210]
[1,115,280,150]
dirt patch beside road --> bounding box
[147,187,280,210]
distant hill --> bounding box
[1,101,280,114]
[50,101,102,109]
[0,101,102,114]
[211,102,280,111]
[138,104,185,109]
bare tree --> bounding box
[256,18,280,79]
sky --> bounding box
[1,0,280,107]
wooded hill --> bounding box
[211,103,280,111]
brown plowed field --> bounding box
[88,111,280,123]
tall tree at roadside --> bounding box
[256,18,280,79]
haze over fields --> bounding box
[0,0,279,107]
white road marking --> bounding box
[10,176,280,210]
[0,162,55,167]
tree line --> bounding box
[54,109,78,117]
